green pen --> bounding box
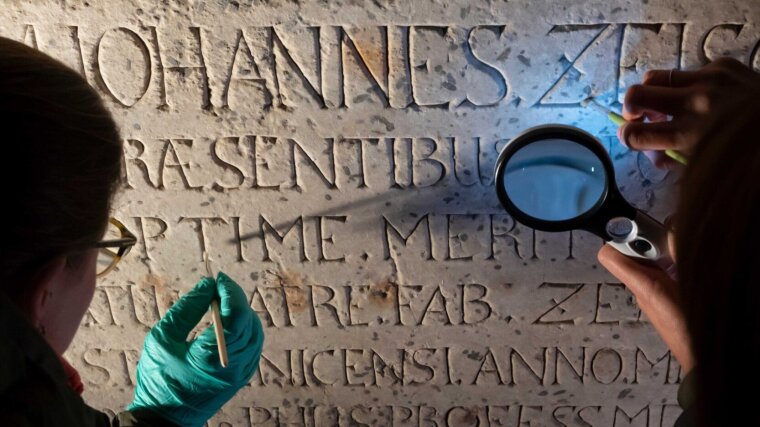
[581,97,688,165]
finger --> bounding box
[642,69,702,87]
[623,85,695,120]
[238,313,264,380]
[192,306,264,381]
[203,305,263,351]
[597,244,678,302]
[644,111,669,123]
[155,277,215,342]
[642,150,682,170]
[662,215,677,263]
[619,119,696,151]
[597,246,693,371]
[667,231,677,264]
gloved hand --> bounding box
[127,272,264,427]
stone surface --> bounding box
[2,1,759,425]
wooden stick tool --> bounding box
[203,251,229,368]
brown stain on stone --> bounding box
[276,270,308,313]
[343,27,387,94]
[141,273,174,311]
[142,273,166,290]
[369,279,397,308]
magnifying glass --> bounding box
[494,124,671,261]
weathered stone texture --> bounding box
[2,1,758,425]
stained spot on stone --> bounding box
[276,271,307,313]
[517,54,531,67]
[371,115,395,131]
[497,47,511,61]
[353,94,371,103]
[369,280,396,307]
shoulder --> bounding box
[0,293,111,427]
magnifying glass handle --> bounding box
[607,210,672,262]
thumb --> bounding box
[154,277,216,342]
[215,272,252,334]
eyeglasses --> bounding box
[94,218,137,277]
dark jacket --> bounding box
[675,371,697,427]
[0,292,174,426]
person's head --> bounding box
[676,91,760,425]
[0,37,122,354]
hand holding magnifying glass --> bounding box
[494,125,673,266]
[495,58,760,267]
[497,59,760,382]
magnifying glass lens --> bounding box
[502,138,607,221]
[495,125,670,262]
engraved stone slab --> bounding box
[2,1,759,425]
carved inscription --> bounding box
[4,22,759,112]
[2,1,749,425]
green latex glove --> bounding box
[128,272,264,427]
